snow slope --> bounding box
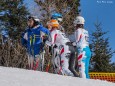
[0,66,114,86]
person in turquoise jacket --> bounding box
[73,16,91,79]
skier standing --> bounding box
[46,19,79,77]
[46,13,64,58]
[73,16,91,78]
[47,13,65,55]
[21,16,50,70]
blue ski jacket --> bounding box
[21,25,50,57]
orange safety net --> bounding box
[89,72,115,83]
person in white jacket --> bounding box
[46,19,79,77]
[73,16,91,79]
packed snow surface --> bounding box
[0,66,114,86]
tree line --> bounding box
[0,0,115,72]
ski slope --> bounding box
[0,66,114,86]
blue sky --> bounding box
[80,0,115,62]
[24,0,115,62]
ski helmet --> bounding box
[73,16,85,25]
[51,13,63,22]
[28,16,40,26]
[50,19,59,28]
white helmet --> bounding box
[73,16,85,25]
[28,16,40,22]
[34,17,40,22]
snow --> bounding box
[0,66,114,86]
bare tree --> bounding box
[35,0,80,34]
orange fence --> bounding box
[89,72,115,83]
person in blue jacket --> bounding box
[21,16,50,70]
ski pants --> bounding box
[68,44,79,77]
[77,46,91,79]
[27,52,44,71]
[59,42,79,77]
[59,44,74,76]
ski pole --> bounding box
[46,60,50,72]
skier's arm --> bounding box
[21,32,27,48]
[45,31,57,47]
[40,27,50,43]
[50,31,57,46]
[23,32,28,40]
[40,27,50,36]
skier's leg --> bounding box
[38,50,45,71]
[61,54,73,76]
[27,54,31,69]
[52,48,59,74]
[33,43,44,71]
[78,51,86,78]
[69,46,79,77]
[63,43,79,77]
[33,55,40,71]
[83,47,91,79]
[41,50,45,71]
[85,57,90,79]
[33,50,45,71]
[30,55,34,69]
[60,46,74,76]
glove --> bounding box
[42,35,48,43]
[72,42,76,46]
[53,44,57,48]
